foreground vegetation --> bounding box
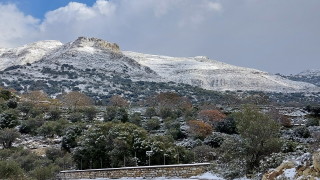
[0,87,319,179]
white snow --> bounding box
[124,51,319,92]
[76,172,226,180]
[0,37,319,93]
[283,168,296,179]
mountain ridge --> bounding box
[0,37,319,94]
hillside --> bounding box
[279,69,320,87]
[0,37,319,103]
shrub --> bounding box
[293,126,311,138]
[0,109,19,129]
[129,112,142,126]
[306,118,319,127]
[145,118,161,131]
[0,160,25,179]
[215,117,237,134]
[144,107,157,119]
[0,128,20,148]
[204,133,224,148]
[187,120,213,140]
[68,112,83,123]
[197,109,226,124]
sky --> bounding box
[0,0,319,75]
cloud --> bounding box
[0,3,40,47]
[0,0,223,47]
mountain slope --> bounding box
[0,37,318,95]
[124,52,318,92]
[279,69,320,87]
[0,40,63,70]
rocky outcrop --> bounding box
[72,37,121,53]
[263,151,320,180]
[262,161,295,180]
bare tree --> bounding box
[0,128,20,149]
[59,91,93,109]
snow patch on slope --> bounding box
[0,40,63,70]
[124,51,319,92]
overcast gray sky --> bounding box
[0,0,319,74]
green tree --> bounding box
[233,106,282,172]
[0,109,19,129]
[81,106,97,122]
[145,107,157,119]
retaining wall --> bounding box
[58,163,210,179]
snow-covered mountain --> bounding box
[124,52,318,92]
[0,40,62,70]
[0,37,318,95]
[278,69,320,87]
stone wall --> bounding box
[57,163,210,179]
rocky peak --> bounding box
[71,37,121,53]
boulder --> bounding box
[313,151,320,172]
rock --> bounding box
[262,161,296,180]
[313,151,320,172]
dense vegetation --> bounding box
[0,87,319,179]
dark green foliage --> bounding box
[19,116,44,135]
[159,107,173,119]
[306,118,319,127]
[46,148,64,162]
[192,145,215,162]
[73,122,147,169]
[81,106,98,122]
[293,126,311,138]
[0,160,24,179]
[145,107,157,119]
[68,112,83,123]
[7,100,17,109]
[0,89,12,100]
[17,101,34,115]
[30,164,60,180]
[164,118,184,140]
[104,106,117,121]
[47,108,62,121]
[215,117,237,134]
[145,118,161,131]
[204,133,224,148]
[62,124,84,152]
[0,109,19,129]
[305,105,320,117]
[233,106,282,172]
[115,108,129,123]
[129,112,142,126]
[104,107,128,123]
[38,119,69,137]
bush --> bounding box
[129,112,142,126]
[19,116,44,135]
[68,112,83,123]
[81,106,97,122]
[215,117,237,134]
[0,128,20,148]
[145,107,157,119]
[204,133,224,148]
[30,164,60,180]
[0,160,25,179]
[192,145,215,162]
[306,118,319,127]
[145,118,161,131]
[187,120,213,140]
[293,126,311,138]
[0,109,19,129]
